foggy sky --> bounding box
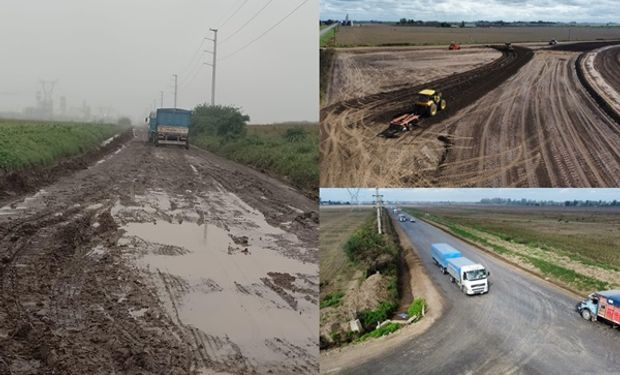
[321,0,620,23]
[320,188,620,203]
[0,0,318,123]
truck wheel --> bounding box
[581,309,592,321]
[429,103,437,116]
[441,267,446,274]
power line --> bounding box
[218,0,248,29]
[220,0,274,45]
[218,0,310,61]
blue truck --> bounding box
[147,108,192,149]
[446,256,490,295]
[431,243,462,274]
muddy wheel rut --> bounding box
[0,130,318,374]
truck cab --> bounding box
[576,290,620,326]
[447,257,490,295]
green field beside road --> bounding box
[192,122,318,195]
[0,119,123,172]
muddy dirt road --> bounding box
[321,45,620,187]
[326,212,620,374]
[0,130,318,374]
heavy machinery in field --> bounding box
[414,89,447,117]
[449,42,461,50]
[381,89,447,138]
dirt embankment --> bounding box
[319,213,443,374]
[578,44,620,124]
[320,45,533,187]
[0,129,133,204]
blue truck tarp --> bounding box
[431,243,462,269]
[599,290,620,305]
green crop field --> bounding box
[193,123,318,195]
[0,119,123,172]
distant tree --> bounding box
[191,104,249,140]
[117,117,131,126]
[460,21,465,28]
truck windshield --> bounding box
[465,269,487,281]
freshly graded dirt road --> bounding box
[595,45,620,92]
[440,50,620,187]
[321,44,620,187]
[328,212,620,374]
[0,130,318,374]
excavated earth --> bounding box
[0,130,318,374]
[595,44,620,93]
[321,42,620,187]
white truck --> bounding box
[447,256,490,295]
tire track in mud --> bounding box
[321,45,534,187]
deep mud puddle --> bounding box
[112,189,318,374]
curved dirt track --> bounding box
[595,45,620,93]
[328,213,620,375]
[0,131,318,374]
[320,46,533,187]
[439,50,620,187]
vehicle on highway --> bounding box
[549,39,558,45]
[576,290,620,327]
[447,257,490,295]
[398,214,407,222]
[147,108,192,149]
[431,243,462,274]
[449,42,461,50]
[409,217,416,223]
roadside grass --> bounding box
[192,123,318,195]
[320,48,336,103]
[407,298,426,318]
[406,207,618,293]
[357,322,400,342]
[0,119,122,172]
[320,27,337,47]
[320,291,345,308]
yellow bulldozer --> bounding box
[414,89,447,117]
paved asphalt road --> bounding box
[341,213,619,375]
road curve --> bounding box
[338,212,619,374]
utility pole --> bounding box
[204,28,218,106]
[160,91,164,107]
[172,74,178,109]
[373,188,384,234]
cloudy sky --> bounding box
[320,0,620,23]
[320,188,620,203]
[0,0,317,123]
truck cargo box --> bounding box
[431,243,461,272]
[596,290,620,324]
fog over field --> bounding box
[320,0,620,23]
[0,0,318,123]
